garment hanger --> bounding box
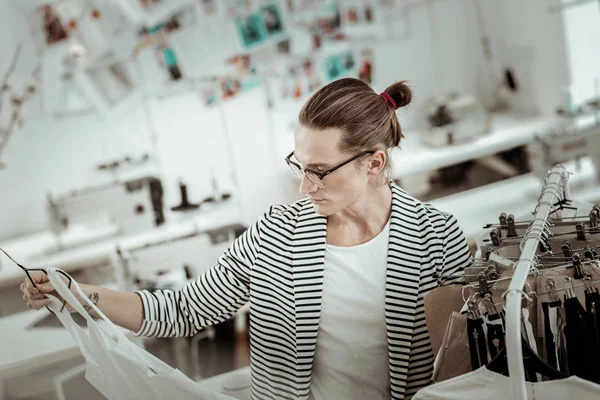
[0,247,73,313]
[487,285,567,381]
[486,337,568,380]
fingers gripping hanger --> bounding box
[0,247,73,313]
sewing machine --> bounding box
[47,176,165,249]
[421,93,491,147]
[528,121,600,182]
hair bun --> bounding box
[383,81,412,110]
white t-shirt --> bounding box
[413,367,600,399]
[308,219,391,400]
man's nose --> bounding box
[299,173,318,196]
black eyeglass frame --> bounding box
[285,150,375,185]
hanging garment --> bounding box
[485,317,504,360]
[585,289,600,383]
[46,267,233,400]
[412,366,600,400]
[564,295,597,382]
[522,308,542,383]
[556,305,570,374]
[541,302,559,370]
[466,317,488,370]
[431,312,472,383]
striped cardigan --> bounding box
[134,183,473,399]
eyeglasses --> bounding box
[285,150,375,188]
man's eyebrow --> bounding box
[294,155,329,169]
[305,162,329,169]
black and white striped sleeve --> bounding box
[131,211,266,338]
[438,213,472,286]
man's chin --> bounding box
[311,202,333,216]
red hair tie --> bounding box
[379,92,396,109]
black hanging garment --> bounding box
[563,296,597,382]
[585,289,600,383]
[486,321,505,360]
[467,317,489,370]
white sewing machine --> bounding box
[527,121,600,182]
[421,93,491,147]
[47,176,165,249]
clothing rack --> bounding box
[504,164,571,400]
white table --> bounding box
[0,202,243,289]
[0,310,82,378]
[0,307,141,400]
[391,113,600,179]
[390,113,554,179]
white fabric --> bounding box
[521,308,542,382]
[309,219,391,400]
[522,309,537,355]
[45,267,233,400]
[549,306,560,370]
[412,366,600,399]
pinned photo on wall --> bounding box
[40,4,69,45]
[317,2,341,35]
[146,6,197,35]
[260,3,285,38]
[227,53,261,91]
[341,51,355,71]
[312,33,322,50]
[157,33,183,81]
[289,66,304,99]
[303,59,321,92]
[136,27,183,81]
[322,50,356,83]
[324,55,342,81]
[220,76,242,99]
[347,7,358,24]
[277,39,291,54]
[200,80,217,106]
[133,6,198,83]
[235,14,266,50]
[364,3,373,22]
[339,0,384,39]
[358,49,373,85]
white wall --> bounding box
[479,0,570,116]
[371,0,487,129]
[560,1,600,106]
[0,0,571,241]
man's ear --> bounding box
[367,150,386,175]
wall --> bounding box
[479,0,570,116]
[0,0,571,241]
[560,1,600,106]
[373,0,487,128]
